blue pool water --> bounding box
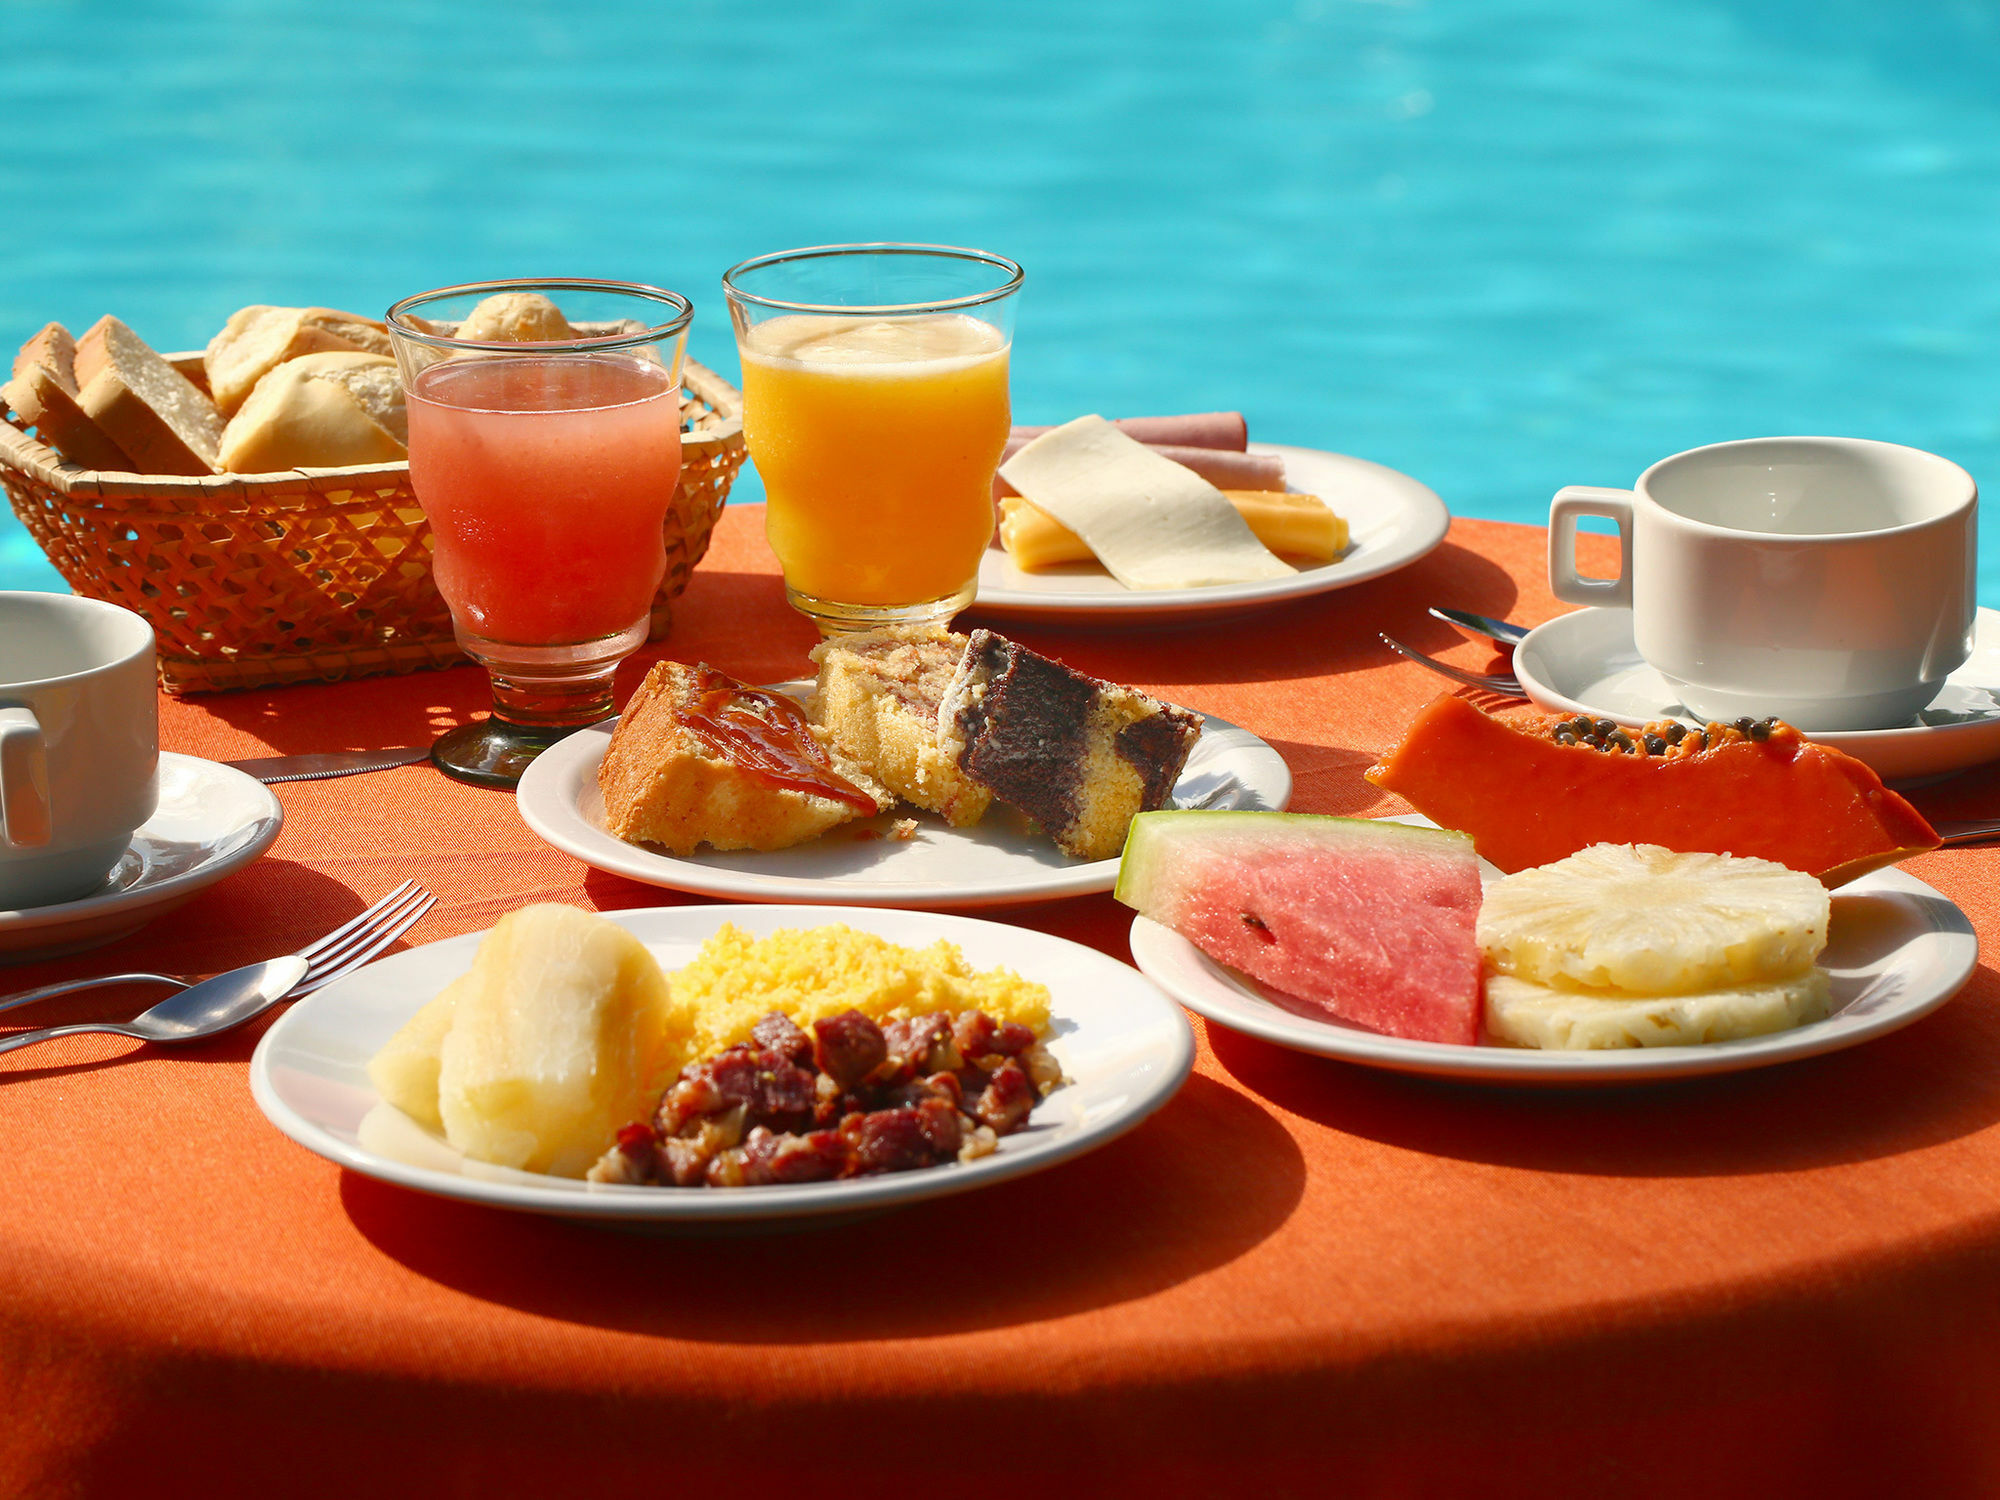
[5,0,1999,602]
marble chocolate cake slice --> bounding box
[938,630,1202,861]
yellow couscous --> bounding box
[663,922,1050,1076]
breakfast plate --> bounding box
[250,903,1196,1226]
[1128,828,1977,1085]
[515,700,1291,907]
[0,754,283,962]
[1513,605,2000,785]
[969,443,1450,622]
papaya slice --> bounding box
[1364,695,1939,887]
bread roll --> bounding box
[74,316,223,475]
[204,305,396,415]
[314,352,407,444]
[456,292,574,342]
[3,322,134,471]
[218,351,407,473]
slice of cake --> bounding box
[807,626,994,828]
[600,661,891,855]
[938,630,1203,861]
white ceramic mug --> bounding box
[1549,437,1978,731]
[0,593,158,908]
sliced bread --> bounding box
[218,351,407,473]
[203,305,396,414]
[3,321,135,471]
[12,321,78,383]
[75,317,223,475]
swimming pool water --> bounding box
[5,0,1998,603]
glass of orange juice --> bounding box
[385,278,693,788]
[722,244,1022,634]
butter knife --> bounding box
[225,748,431,783]
[1938,818,2000,847]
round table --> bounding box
[5,510,1997,1497]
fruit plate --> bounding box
[1127,843,1977,1086]
[514,697,1291,908]
[250,904,1195,1226]
[968,443,1450,623]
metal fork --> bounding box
[0,881,436,1018]
[1379,633,1526,696]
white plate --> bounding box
[1130,843,1977,1086]
[514,698,1291,907]
[1514,606,2000,785]
[969,442,1450,622]
[0,754,283,962]
[250,904,1195,1225]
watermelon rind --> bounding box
[1114,809,1474,915]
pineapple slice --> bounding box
[365,971,469,1131]
[1478,843,1829,995]
[435,905,674,1177]
[1485,968,1832,1050]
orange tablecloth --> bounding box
[5,509,2000,1498]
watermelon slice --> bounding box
[1115,811,1484,1045]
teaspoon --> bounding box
[1428,606,1529,648]
[0,955,309,1056]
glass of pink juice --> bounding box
[387,279,693,788]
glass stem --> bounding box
[484,661,618,728]
[457,619,649,729]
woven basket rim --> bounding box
[0,354,742,500]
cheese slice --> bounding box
[998,414,1296,589]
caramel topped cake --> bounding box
[599,661,890,855]
[807,626,994,828]
[938,630,1203,860]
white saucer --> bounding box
[251,903,1195,1227]
[969,442,1450,622]
[0,753,284,962]
[515,696,1292,908]
[1129,831,1977,1086]
[1513,606,2000,785]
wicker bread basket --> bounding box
[0,354,746,695]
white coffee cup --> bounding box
[0,593,159,908]
[1548,437,1978,732]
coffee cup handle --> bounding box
[1549,486,1635,607]
[0,706,52,849]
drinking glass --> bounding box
[722,243,1022,634]
[386,278,693,788]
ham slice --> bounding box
[996,436,1284,498]
[1009,411,1246,452]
